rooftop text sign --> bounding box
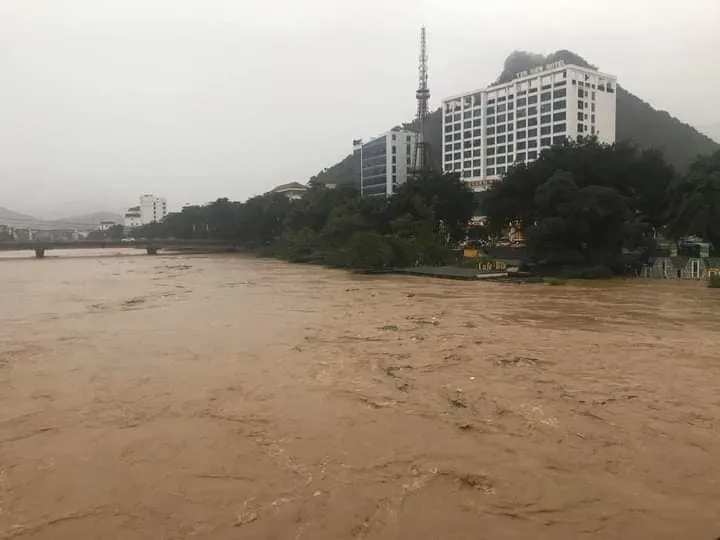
[514,60,566,80]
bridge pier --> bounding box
[146,247,158,255]
[34,248,46,259]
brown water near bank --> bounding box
[1,250,719,539]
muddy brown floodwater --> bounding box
[1,250,719,539]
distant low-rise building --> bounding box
[270,182,308,200]
[98,220,116,231]
[124,206,142,229]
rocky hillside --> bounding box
[311,50,718,186]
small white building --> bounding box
[441,61,617,191]
[124,194,168,229]
[270,182,308,200]
[98,220,116,231]
[353,128,418,197]
[124,206,142,229]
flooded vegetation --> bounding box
[1,250,719,539]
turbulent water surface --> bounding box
[1,250,719,539]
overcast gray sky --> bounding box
[1,0,718,218]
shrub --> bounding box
[709,274,720,288]
[334,231,394,270]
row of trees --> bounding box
[134,173,475,269]
[131,139,719,274]
[483,140,720,272]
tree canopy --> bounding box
[133,171,475,270]
[667,150,720,248]
[127,142,719,276]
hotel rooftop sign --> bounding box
[514,60,567,79]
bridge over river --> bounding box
[0,239,239,258]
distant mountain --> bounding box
[53,211,123,227]
[698,122,720,143]
[0,206,37,225]
[0,206,122,230]
[311,50,719,186]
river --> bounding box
[1,250,719,539]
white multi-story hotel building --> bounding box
[441,61,617,191]
[353,128,418,196]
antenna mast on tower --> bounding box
[412,26,431,176]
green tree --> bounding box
[336,231,394,270]
[668,150,720,248]
[485,139,670,252]
[389,171,475,244]
[107,224,125,241]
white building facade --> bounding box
[139,194,168,224]
[354,128,418,196]
[124,195,168,229]
[441,62,617,191]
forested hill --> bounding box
[310,50,718,186]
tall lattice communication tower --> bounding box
[412,27,431,176]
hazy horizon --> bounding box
[2,0,719,219]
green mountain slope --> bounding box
[311,50,718,185]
